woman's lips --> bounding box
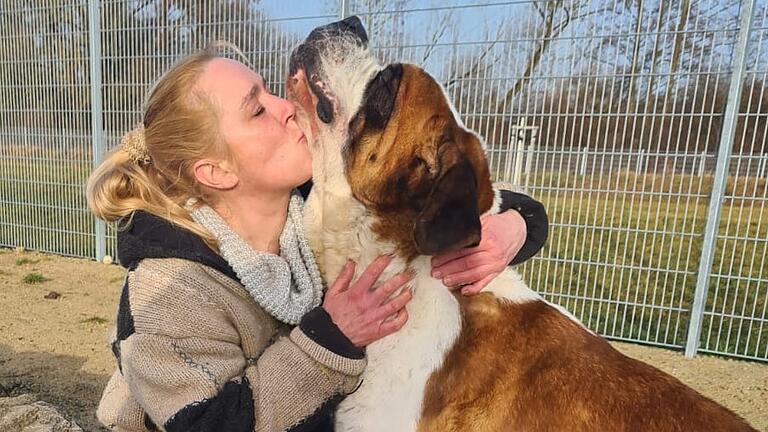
[287,69,321,137]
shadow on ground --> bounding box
[0,343,110,431]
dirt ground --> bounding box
[0,249,766,431]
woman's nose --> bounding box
[272,95,296,125]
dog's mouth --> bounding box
[287,16,369,128]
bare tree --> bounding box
[495,0,599,114]
[664,0,691,101]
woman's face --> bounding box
[197,58,312,195]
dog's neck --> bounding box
[302,57,409,283]
[305,141,470,432]
[304,136,403,284]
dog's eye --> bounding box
[410,157,425,169]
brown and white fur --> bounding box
[286,17,756,432]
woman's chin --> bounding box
[292,170,313,189]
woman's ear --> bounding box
[192,159,239,190]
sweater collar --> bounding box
[116,211,239,282]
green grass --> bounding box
[15,258,39,266]
[22,272,49,284]
[517,189,768,358]
[0,159,103,257]
[1,157,766,359]
[521,171,768,204]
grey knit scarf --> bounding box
[189,191,324,325]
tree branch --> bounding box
[443,25,504,89]
[421,11,453,63]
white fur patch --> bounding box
[482,185,503,217]
[335,257,462,432]
[483,267,541,303]
[485,269,591,332]
[316,35,382,129]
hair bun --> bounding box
[122,125,150,165]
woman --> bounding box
[88,45,548,432]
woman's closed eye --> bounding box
[253,106,265,118]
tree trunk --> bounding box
[627,0,645,113]
[664,0,691,103]
[495,2,557,114]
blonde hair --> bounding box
[87,43,248,246]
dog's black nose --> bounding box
[339,16,368,44]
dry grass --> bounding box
[2,161,766,357]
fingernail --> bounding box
[461,288,470,296]
[433,271,442,279]
[444,277,453,286]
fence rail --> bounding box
[0,0,766,362]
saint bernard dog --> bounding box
[286,16,756,432]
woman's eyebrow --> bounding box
[240,84,261,111]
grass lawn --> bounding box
[518,180,767,360]
[2,157,767,360]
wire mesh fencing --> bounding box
[697,1,768,360]
[0,0,766,361]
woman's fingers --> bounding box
[431,251,493,280]
[327,260,356,296]
[371,287,413,322]
[430,244,483,269]
[324,256,416,347]
[460,273,498,296]
[442,264,495,288]
[351,255,393,293]
[370,270,414,305]
[377,308,409,338]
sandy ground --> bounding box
[0,249,766,431]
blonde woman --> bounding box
[87,45,547,432]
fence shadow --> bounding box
[0,342,111,431]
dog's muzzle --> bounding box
[287,16,369,125]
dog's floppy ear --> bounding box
[413,156,481,256]
[360,63,404,130]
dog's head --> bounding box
[288,17,495,258]
[287,16,379,148]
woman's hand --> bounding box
[323,255,414,347]
[431,210,526,296]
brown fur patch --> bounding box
[417,295,756,432]
[345,64,495,260]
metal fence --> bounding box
[0,0,766,362]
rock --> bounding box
[43,292,61,300]
[0,394,82,431]
[101,255,113,265]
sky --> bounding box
[257,0,511,43]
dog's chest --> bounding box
[304,193,463,431]
[335,259,462,432]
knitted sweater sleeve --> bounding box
[106,259,365,432]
